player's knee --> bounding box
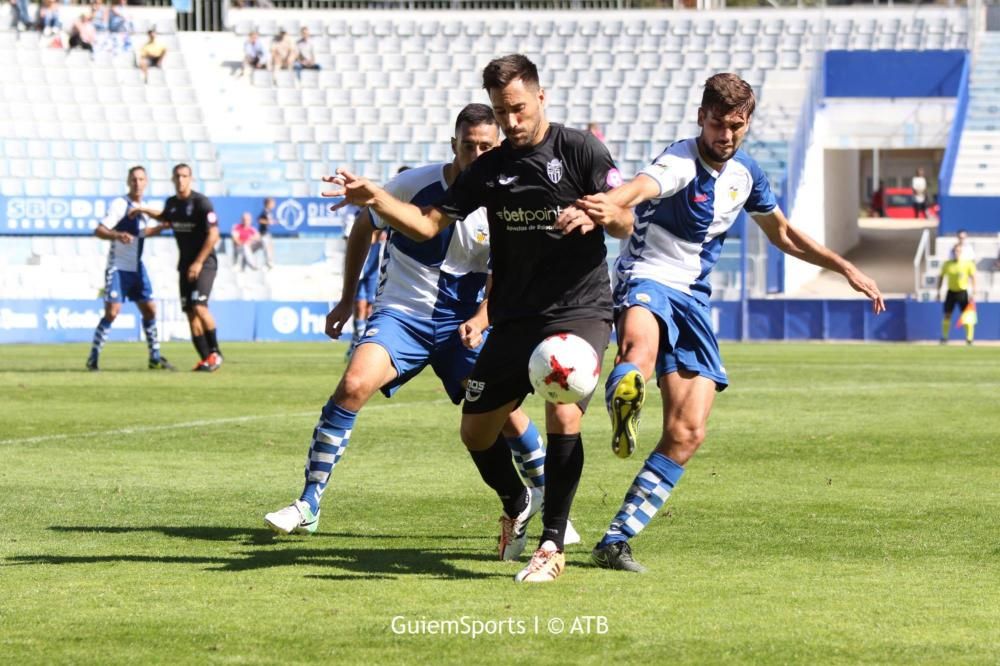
[334,369,377,404]
[618,337,656,376]
[460,420,493,451]
[664,422,706,454]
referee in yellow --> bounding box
[938,244,977,345]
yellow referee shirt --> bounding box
[940,259,975,292]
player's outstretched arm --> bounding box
[558,174,660,237]
[322,169,453,242]
[128,206,164,221]
[94,225,134,244]
[754,208,886,314]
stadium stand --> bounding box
[0,5,985,307]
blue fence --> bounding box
[0,196,349,236]
[3,299,996,344]
[824,50,966,98]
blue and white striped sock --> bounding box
[89,317,113,360]
[142,318,160,361]
[604,362,641,410]
[506,420,545,489]
[299,400,356,514]
[597,452,685,548]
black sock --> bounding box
[541,433,584,550]
[469,435,528,517]
[192,334,210,360]
[204,328,220,355]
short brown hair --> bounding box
[482,54,539,92]
[701,73,756,118]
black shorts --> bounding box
[462,317,612,415]
[179,264,217,311]
[944,290,968,316]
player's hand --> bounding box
[116,231,134,245]
[325,300,353,341]
[127,207,145,218]
[459,318,486,349]
[845,266,885,314]
[575,193,626,228]
[186,261,202,282]
[553,204,597,236]
[321,169,380,211]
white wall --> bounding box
[785,114,828,292]
[823,149,861,256]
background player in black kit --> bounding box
[325,54,633,583]
[132,164,224,372]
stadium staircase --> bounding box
[949,32,1000,196]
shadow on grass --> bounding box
[49,525,482,545]
[9,525,506,580]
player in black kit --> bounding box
[132,164,224,372]
[324,55,634,583]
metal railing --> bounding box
[913,227,931,296]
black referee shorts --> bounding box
[943,290,969,317]
[462,317,612,415]
[179,264,217,311]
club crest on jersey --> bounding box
[185,202,194,216]
[546,159,563,184]
[729,185,740,201]
[475,225,488,244]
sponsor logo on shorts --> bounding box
[546,159,563,184]
[635,293,651,304]
[465,379,486,402]
[364,328,379,337]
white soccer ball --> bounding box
[528,333,601,405]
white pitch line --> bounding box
[0,399,453,446]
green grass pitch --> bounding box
[1,341,998,664]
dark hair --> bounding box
[396,165,412,174]
[455,103,496,133]
[172,163,191,176]
[127,165,146,178]
[482,54,539,92]
[701,73,756,118]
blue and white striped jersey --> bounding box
[100,196,152,273]
[614,138,777,303]
[369,162,490,319]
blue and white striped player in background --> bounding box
[266,104,576,558]
[86,166,175,372]
[559,73,885,572]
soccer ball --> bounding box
[528,333,601,404]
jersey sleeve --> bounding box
[200,196,219,227]
[583,133,623,194]
[435,159,489,221]
[100,198,128,229]
[639,145,694,199]
[370,172,413,230]
[744,160,778,217]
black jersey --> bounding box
[162,191,219,269]
[436,123,620,324]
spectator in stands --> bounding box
[241,30,268,77]
[90,0,109,39]
[295,26,320,74]
[870,180,885,217]
[137,28,166,84]
[107,0,131,53]
[257,197,276,269]
[270,28,298,73]
[9,0,33,32]
[938,244,977,345]
[68,12,96,52]
[955,228,975,261]
[912,167,928,219]
[36,0,62,35]
[587,122,606,144]
[231,212,263,271]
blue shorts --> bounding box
[617,278,728,391]
[104,265,153,304]
[359,306,482,404]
